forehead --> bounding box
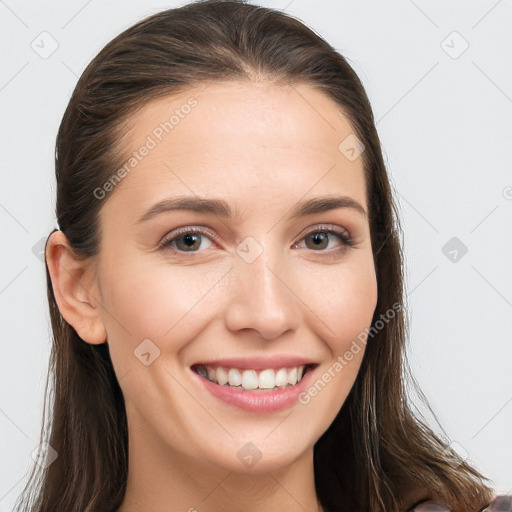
[101,81,367,223]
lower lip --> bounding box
[191,366,317,413]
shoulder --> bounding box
[480,494,512,511]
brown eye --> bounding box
[159,228,215,253]
[304,231,331,250]
[295,225,354,252]
[174,233,203,252]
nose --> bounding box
[224,243,302,340]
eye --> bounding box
[158,224,354,255]
[159,226,216,253]
[293,224,354,252]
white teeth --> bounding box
[216,367,228,386]
[287,367,298,386]
[258,369,275,389]
[197,364,309,390]
[274,368,288,387]
[207,366,216,381]
[241,370,258,390]
[228,368,242,387]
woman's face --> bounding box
[92,80,377,473]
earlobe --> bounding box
[45,230,107,345]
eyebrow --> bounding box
[136,194,367,224]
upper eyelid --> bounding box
[304,223,350,237]
[159,225,220,246]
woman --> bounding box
[14,1,508,511]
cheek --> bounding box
[97,257,230,361]
[337,270,377,347]
[290,263,377,437]
[296,261,377,419]
[299,257,378,354]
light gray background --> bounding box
[1,0,511,508]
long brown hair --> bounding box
[15,1,495,510]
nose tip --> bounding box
[224,254,301,340]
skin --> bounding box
[46,81,378,512]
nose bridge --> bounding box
[225,237,300,339]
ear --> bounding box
[45,230,107,345]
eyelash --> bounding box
[158,224,355,256]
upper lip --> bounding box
[191,356,319,371]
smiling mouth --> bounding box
[191,363,317,392]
